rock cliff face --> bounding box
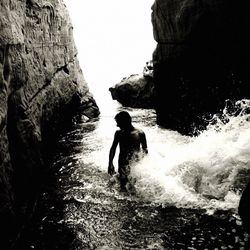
[151,0,250,134]
[0,0,99,245]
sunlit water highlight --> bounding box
[68,99,250,213]
[50,97,250,248]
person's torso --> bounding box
[118,128,142,164]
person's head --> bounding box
[115,111,132,130]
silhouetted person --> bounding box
[108,111,148,191]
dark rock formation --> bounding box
[0,0,99,246]
[109,74,155,109]
[151,0,250,134]
[239,180,250,234]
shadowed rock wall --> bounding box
[0,0,99,246]
[152,0,250,134]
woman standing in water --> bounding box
[108,111,148,191]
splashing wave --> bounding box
[131,99,250,213]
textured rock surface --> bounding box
[0,0,99,245]
[151,0,250,134]
[109,74,155,108]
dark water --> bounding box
[15,101,250,249]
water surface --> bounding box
[42,99,250,249]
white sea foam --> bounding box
[130,100,250,212]
[76,99,250,213]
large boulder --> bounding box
[151,0,250,134]
[109,74,155,108]
[0,0,99,246]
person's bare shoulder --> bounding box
[115,130,121,136]
[134,127,145,135]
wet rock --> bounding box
[239,180,250,233]
[0,0,99,246]
[151,0,250,135]
[109,74,155,109]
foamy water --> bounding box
[49,98,250,249]
[73,99,250,215]
[63,1,250,215]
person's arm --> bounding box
[140,131,148,154]
[108,131,119,175]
